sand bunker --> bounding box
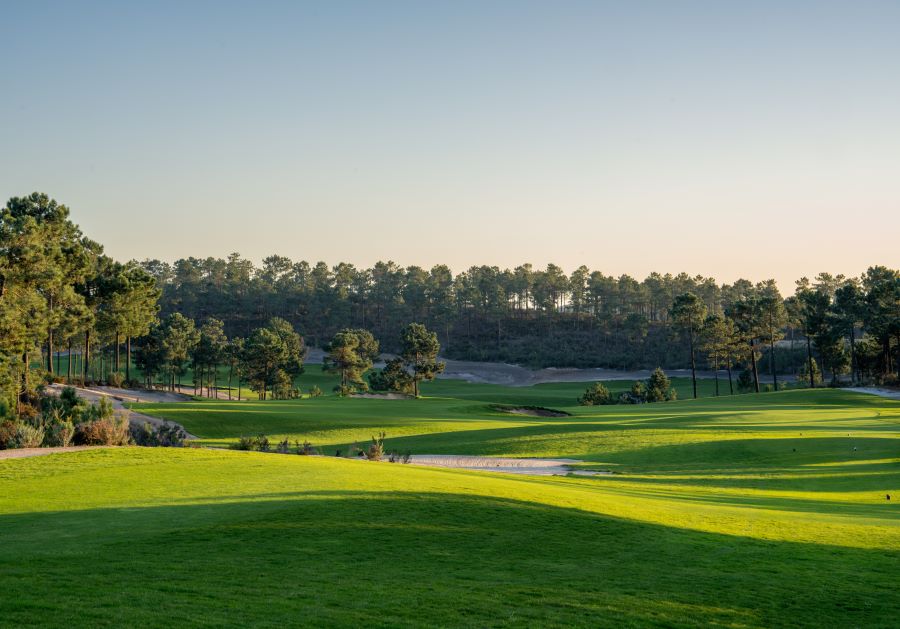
[494,405,570,418]
[406,454,607,476]
[349,392,412,400]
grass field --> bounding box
[2,383,898,627]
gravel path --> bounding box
[0,446,110,461]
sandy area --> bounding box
[405,454,606,476]
[845,387,900,401]
[306,348,787,388]
[350,392,412,400]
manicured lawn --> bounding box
[2,385,898,627]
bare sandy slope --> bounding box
[307,347,784,387]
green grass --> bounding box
[2,383,898,627]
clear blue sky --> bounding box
[2,0,898,289]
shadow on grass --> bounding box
[1,491,898,628]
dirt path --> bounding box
[845,387,900,401]
[47,385,199,439]
[0,446,110,461]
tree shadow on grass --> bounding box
[1,491,898,628]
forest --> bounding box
[1,192,899,418]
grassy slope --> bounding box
[2,446,898,628]
[3,383,898,627]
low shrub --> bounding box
[295,440,316,455]
[256,434,270,452]
[130,421,187,447]
[0,421,46,449]
[366,431,386,461]
[43,418,75,447]
[308,385,323,398]
[75,415,131,446]
[232,436,255,451]
[578,382,612,406]
[106,372,125,388]
[276,438,290,454]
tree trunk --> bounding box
[749,340,760,393]
[47,328,54,375]
[126,337,132,384]
[689,326,697,399]
[67,340,73,382]
[228,363,233,400]
[770,336,777,390]
[726,361,733,395]
[848,327,856,385]
[713,353,719,396]
[807,335,814,388]
[115,330,120,373]
[84,330,91,384]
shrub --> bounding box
[107,372,125,388]
[308,385,323,398]
[737,369,755,392]
[366,431,386,461]
[232,436,255,451]
[0,421,14,448]
[578,382,612,406]
[295,440,315,455]
[276,438,290,454]
[44,418,75,447]
[76,415,131,446]
[645,368,676,402]
[256,434,270,452]
[0,421,45,449]
[130,421,187,447]
[798,359,823,387]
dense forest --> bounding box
[1,192,899,422]
[143,254,900,379]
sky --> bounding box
[2,0,899,290]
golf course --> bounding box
[2,379,898,627]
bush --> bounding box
[366,431,386,461]
[798,359,823,387]
[276,438,290,454]
[295,440,316,455]
[0,421,45,449]
[130,421,187,447]
[256,434,270,452]
[737,369,755,393]
[43,418,75,447]
[645,368,676,402]
[107,372,125,388]
[232,435,255,451]
[578,382,612,406]
[76,415,131,446]
[308,385,323,398]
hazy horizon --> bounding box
[3,1,898,290]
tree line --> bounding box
[2,192,898,423]
[142,254,899,384]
